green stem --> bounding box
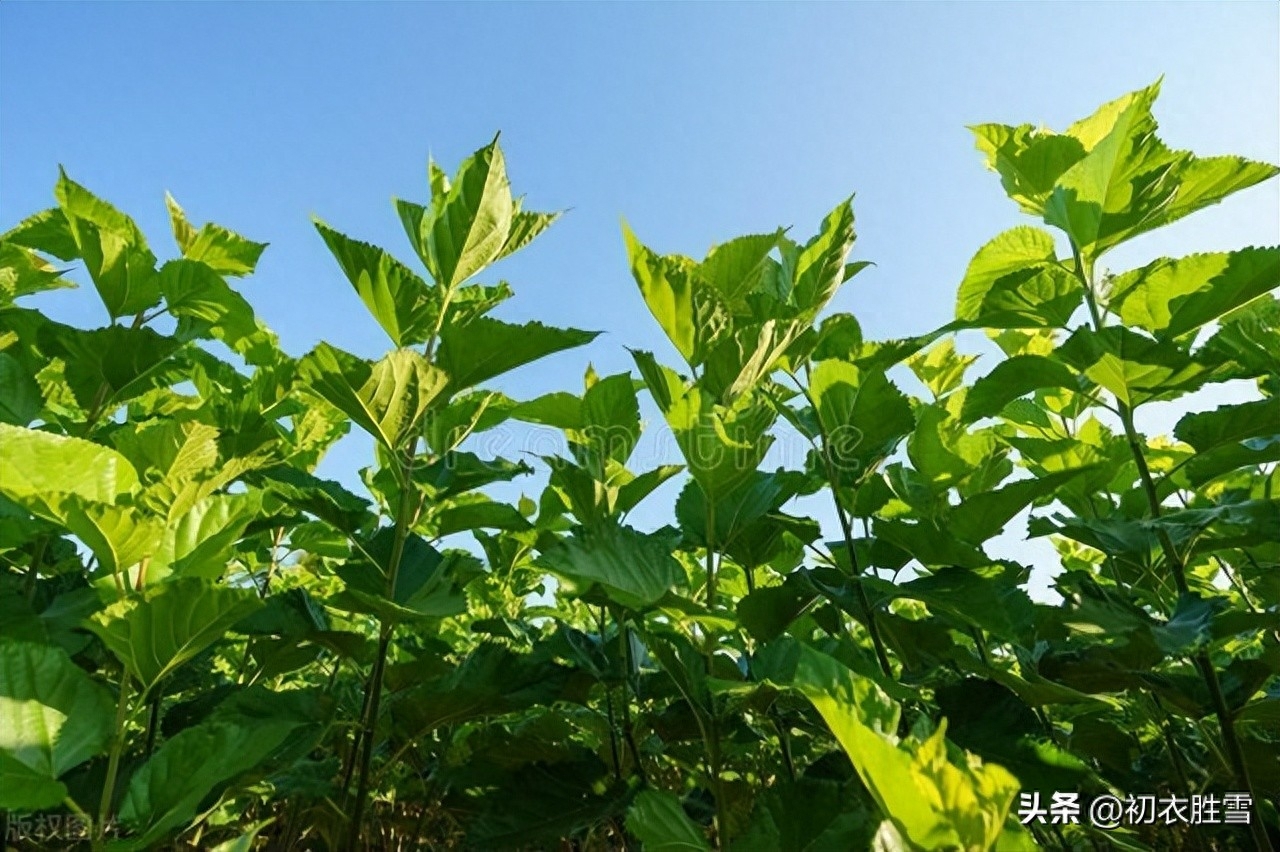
[832,495,893,679]
[346,454,418,851]
[790,366,894,680]
[617,617,647,785]
[1074,249,1272,851]
[24,535,49,603]
[95,674,133,847]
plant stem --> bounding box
[95,674,133,847]
[346,453,418,851]
[143,692,162,759]
[790,366,894,679]
[831,495,893,679]
[1074,250,1272,851]
[24,535,49,603]
[617,618,648,785]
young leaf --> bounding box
[313,220,438,346]
[165,193,267,276]
[624,223,730,367]
[422,138,514,288]
[791,198,855,319]
[954,226,1081,328]
[435,317,598,394]
[298,343,448,451]
[55,170,161,319]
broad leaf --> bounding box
[0,641,114,808]
[1110,247,1279,339]
[298,343,448,451]
[55,171,161,319]
[313,220,437,346]
[117,719,300,848]
[537,522,684,610]
[626,790,710,851]
[86,577,262,692]
[954,227,1081,328]
[0,424,139,516]
[961,355,1079,422]
[421,138,514,288]
[165,193,267,276]
[436,317,598,394]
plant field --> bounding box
[1,81,1278,851]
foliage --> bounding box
[1,83,1277,852]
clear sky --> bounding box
[3,3,1277,596]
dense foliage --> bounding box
[1,82,1277,851]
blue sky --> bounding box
[2,3,1277,595]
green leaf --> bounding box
[334,528,465,623]
[1057,325,1223,407]
[626,790,710,851]
[768,640,1018,851]
[968,124,1087,216]
[55,170,161,319]
[0,240,76,306]
[0,352,42,425]
[1110,247,1279,339]
[1200,293,1280,380]
[153,493,262,581]
[2,207,80,261]
[164,194,267,276]
[737,576,816,643]
[1152,594,1222,657]
[422,137,514,288]
[1174,398,1280,454]
[791,199,855,319]
[1044,82,1277,257]
[947,468,1094,545]
[159,259,276,363]
[0,641,114,808]
[699,231,782,309]
[960,355,1079,422]
[435,317,599,395]
[497,206,561,262]
[907,338,979,398]
[42,324,185,415]
[0,424,139,517]
[936,679,1092,796]
[624,224,729,367]
[57,497,164,579]
[313,220,437,346]
[0,751,69,810]
[954,227,1081,328]
[298,343,448,451]
[737,779,877,852]
[537,522,684,610]
[117,719,299,848]
[809,360,913,483]
[86,577,262,692]
[665,386,775,500]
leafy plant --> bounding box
[1,82,1276,852]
